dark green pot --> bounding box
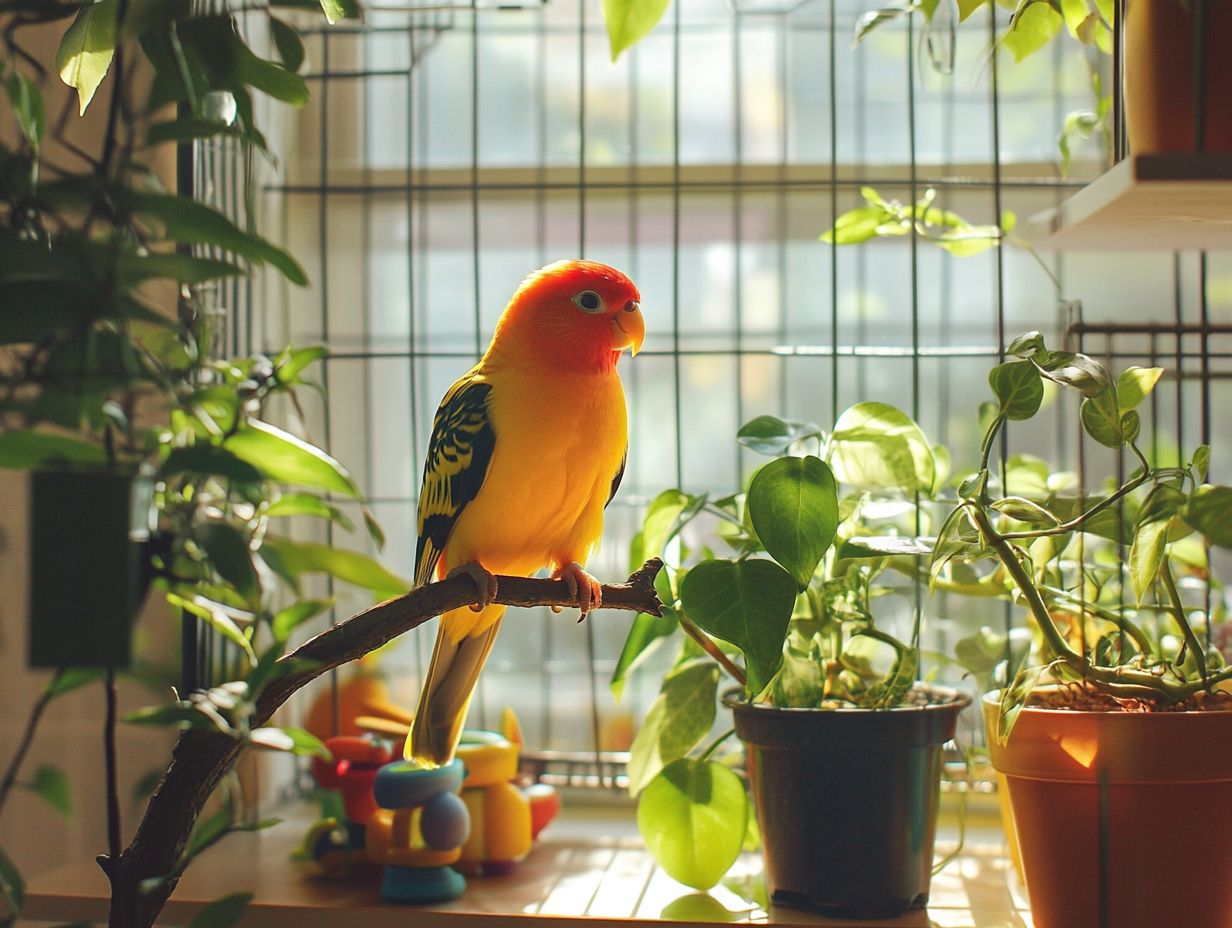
[28,468,155,669]
[727,687,970,919]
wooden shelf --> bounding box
[1029,154,1232,251]
[22,804,1031,927]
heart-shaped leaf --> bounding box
[637,757,748,890]
[736,415,823,456]
[626,659,719,797]
[747,455,838,589]
[989,360,1044,421]
[680,559,796,694]
[827,402,935,495]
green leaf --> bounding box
[1003,0,1063,61]
[269,17,305,72]
[56,0,117,114]
[611,609,678,700]
[4,70,45,151]
[225,420,360,497]
[680,559,796,695]
[991,496,1061,525]
[198,523,258,599]
[1006,331,1046,360]
[26,764,72,819]
[989,361,1044,421]
[854,2,920,44]
[827,402,935,495]
[822,205,894,245]
[626,659,719,797]
[1079,387,1124,448]
[266,493,353,527]
[274,345,327,383]
[318,0,359,23]
[638,489,706,561]
[1035,350,1112,398]
[837,535,933,558]
[0,430,106,469]
[998,663,1046,744]
[189,892,253,928]
[637,758,747,890]
[603,0,670,62]
[747,456,838,590]
[1193,445,1210,483]
[261,537,408,597]
[125,700,232,734]
[117,253,242,286]
[161,446,263,484]
[1128,518,1169,604]
[957,0,988,17]
[1116,366,1164,413]
[249,726,331,759]
[272,598,333,643]
[0,843,24,916]
[125,191,307,286]
[146,116,242,146]
[46,667,105,698]
[736,415,823,456]
[169,593,256,666]
[185,807,233,862]
[1182,485,1232,549]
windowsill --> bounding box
[22,799,1031,927]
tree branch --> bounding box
[103,559,664,928]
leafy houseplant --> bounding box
[0,1,414,924]
[933,331,1232,928]
[615,403,969,918]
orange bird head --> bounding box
[491,260,645,373]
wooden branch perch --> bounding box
[103,558,664,928]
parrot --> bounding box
[405,259,645,767]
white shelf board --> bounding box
[1029,154,1232,251]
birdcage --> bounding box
[185,0,1231,803]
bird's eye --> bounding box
[573,290,604,313]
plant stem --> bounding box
[104,669,122,862]
[679,616,747,687]
[697,729,736,764]
[1161,559,1208,682]
[0,670,62,818]
[999,469,1151,541]
[970,501,1232,701]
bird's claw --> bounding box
[447,562,499,612]
[552,561,602,620]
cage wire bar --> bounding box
[186,0,1232,802]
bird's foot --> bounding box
[447,561,498,612]
[551,561,602,621]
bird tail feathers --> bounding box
[405,604,506,766]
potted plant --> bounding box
[933,331,1232,928]
[613,403,969,918]
[0,3,414,923]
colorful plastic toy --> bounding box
[369,759,469,903]
[302,702,560,900]
[302,734,393,878]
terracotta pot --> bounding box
[984,692,1232,928]
[1125,0,1232,154]
[728,688,970,919]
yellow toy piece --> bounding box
[455,732,533,874]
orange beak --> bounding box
[611,301,645,356]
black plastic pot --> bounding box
[726,687,970,919]
[29,468,155,669]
